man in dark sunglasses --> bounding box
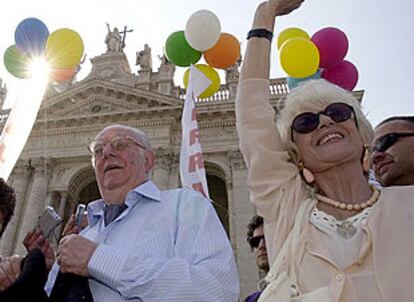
[244,215,269,302]
[372,116,414,187]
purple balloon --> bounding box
[321,60,358,91]
[311,27,348,69]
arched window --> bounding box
[205,161,230,237]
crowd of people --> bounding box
[0,0,413,301]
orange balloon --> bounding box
[50,67,76,83]
[204,33,240,69]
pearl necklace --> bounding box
[315,186,380,211]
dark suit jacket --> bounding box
[0,249,49,301]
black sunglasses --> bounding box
[291,102,358,140]
[373,132,414,153]
[248,235,265,249]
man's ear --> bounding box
[145,150,155,172]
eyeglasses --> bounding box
[248,235,265,249]
[291,102,358,140]
[372,132,414,153]
[88,136,147,158]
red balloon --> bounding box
[311,27,348,69]
[321,60,358,91]
[49,67,76,83]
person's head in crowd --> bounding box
[0,178,16,237]
[247,215,269,272]
[88,124,155,204]
[278,79,373,182]
[371,116,414,186]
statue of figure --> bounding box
[158,54,171,68]
[136,44,152,71]
[105,23,123,52]
[225,55,242,82]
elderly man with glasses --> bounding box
[45,124,239,302]
[371,116,414,187]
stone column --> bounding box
[168,154,180,189]
[15,158,52,254]
[55,191,69,236]
[228,150,258,299]
[152,147,172,190]
[0,160,33,256]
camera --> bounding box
[37,206,63,238]
[75,204,87,227]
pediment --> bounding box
[38,79,183,120]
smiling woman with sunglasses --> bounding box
[236,0,414,301]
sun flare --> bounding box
[28,56,50,81]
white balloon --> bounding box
[185,9,221,51]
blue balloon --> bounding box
[287,70,321,90]
[15,18,49,57]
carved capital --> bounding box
[31,157,54,178]
[12,159,34,178]
[154,147,174,167]
[227,150,246,170]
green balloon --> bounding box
[165,31,201,67]
[4,45,31,79]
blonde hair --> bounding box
[277,79,374,164]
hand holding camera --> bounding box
[61,204,88,238]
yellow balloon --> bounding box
[277,27,310,49]
[279,37,320,78]
[183,64,220,99]
[46,28,84,68]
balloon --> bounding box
[49,67,76,83]
[46,28,84,69]
[15,18,49,56]
[183,64,220,98]
[165,31,202,67]
[311,27,348,68]
[185,9,221,51]
[279,37,320,78]
[277,27,309,49]
[287,70,321,90]
[3,45,31,79]
[203,33,240,69]
[321,60,358,91]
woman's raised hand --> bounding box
[266,0,305,18]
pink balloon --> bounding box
[321,60,358,91]
[311,27,348,68]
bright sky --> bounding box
[0,0,413,126]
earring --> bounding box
[298,161,315,184]
[362,144,370,172]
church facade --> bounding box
[0,36,363,297]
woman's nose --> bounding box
[318,114,335,129]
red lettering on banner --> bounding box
[191,108,197,121]
[189,129,199,146]
[188,152,204,172]
[192,182,206,197]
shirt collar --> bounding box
[129,180,161,204]
[87,180,161,225]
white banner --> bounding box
[179,65,211,198]
[0,78,48,180]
